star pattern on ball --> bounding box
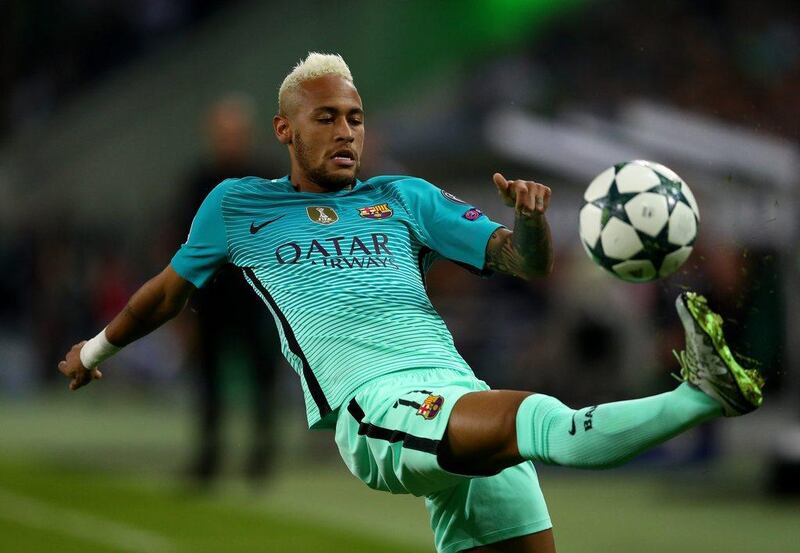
[590,178,638,226]
[647,172,687,213]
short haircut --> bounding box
[278,52,354,114]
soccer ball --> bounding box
[579,160,700,282]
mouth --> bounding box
[330,149,356,168]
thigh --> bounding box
[465,529,555,553]
[426,462,552,553]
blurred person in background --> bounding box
[177,94,282,486]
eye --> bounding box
[316,117,334,124]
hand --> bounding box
[493,173,551,215]
[58,341,103,391]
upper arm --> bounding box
[170,180,231,288]
[398,178,503,273]
[162,264,196,306]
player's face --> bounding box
[285,75,364,191]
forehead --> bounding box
[295,75,362,112]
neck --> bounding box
[290,173,330,193]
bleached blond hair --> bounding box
[278,52,354,114]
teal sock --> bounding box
[515,383,722,468]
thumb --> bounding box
[92,368,103,380]
[493,172,508,191]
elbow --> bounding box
[164,295,189,319]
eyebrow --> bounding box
[312,106,364,116]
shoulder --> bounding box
[364,175,440,197]
[214,176,284,202]
[223,175,278,192]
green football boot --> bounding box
[674,291,764,416]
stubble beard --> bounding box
[294,132,358,191]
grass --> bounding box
[1,392,798,552]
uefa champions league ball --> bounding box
[579,160,700,283]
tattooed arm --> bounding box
[485,173,554,279]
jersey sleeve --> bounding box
[398,178,504,272]
[170,180,231,288]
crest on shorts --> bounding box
[416,394,444,420]
[306,206,339,225]
[357,203,393,219]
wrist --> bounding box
[79,327,121,368]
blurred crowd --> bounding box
[0,0,238,137]
[534,0,800,140]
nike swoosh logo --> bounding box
[250,215,285,234]
[568,413,577,435]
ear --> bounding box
[273,114,292,145]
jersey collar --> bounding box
[280,175,364,196]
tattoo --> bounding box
[486,229,527,277]
[486,211,553,279]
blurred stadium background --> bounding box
[1,0,799,551]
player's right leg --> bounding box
[464,529,555,553]
[441,291,764,473]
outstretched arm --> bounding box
[485,173,554,279]
[57,264,195,390]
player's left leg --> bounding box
[441,292,764,475]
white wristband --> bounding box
[79,327,121,369]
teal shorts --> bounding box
[335,368,552,553]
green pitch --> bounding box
[0,394,797,552]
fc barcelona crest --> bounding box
[357,203,393,219]
[307,206,339,225]
[416,395,444,420]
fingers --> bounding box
[69,370,91,391]
[493,173,515,207]
[493,172,509,190]
[59,340,100,391]
[511,180,551,214]
[493,173,551,214]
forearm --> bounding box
[511,210,554,277]
[486,213,553,280]
[105,267,192,347]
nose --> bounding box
[334,117,355,142]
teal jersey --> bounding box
[171,175,503,428]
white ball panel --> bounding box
[624,192,669,237]
[580,237,595,262]
[584,167,615,202]
[659,246,693,278]
[681,181,700,220]
[667,202,697,246]
[646,160,683,183]
[579,203,604,248]
[612,259,656,282]
[601,218,643,260]
[615,163,660,193]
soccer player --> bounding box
[58,53,764,553]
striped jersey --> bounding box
[171,175,503,428]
